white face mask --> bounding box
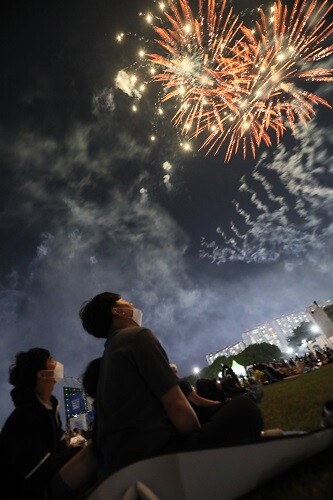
[41,361,64,383]
[52,362,64,383]
[132,308,143,327]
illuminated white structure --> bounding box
[242,322,284,350]
[206,299,333,365]
[306,300,333,339]
[206,341,245,365]
[272,311,309,345]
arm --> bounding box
[55,441,97,493]
[161,385,200,434]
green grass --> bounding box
[259,363,333,432]
[239,363,333,500]
[239,446,333,500]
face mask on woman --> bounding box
[41,361,64,383]
[52,361,64,382]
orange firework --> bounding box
[147,0,250,137]
[149,0,333,162]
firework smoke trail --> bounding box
[149,0,333,162]
[200,117,333,266]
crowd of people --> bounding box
[247,348,333,385]
[0,290,331,499]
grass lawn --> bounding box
[259,363,333,432]
[239,363,333,500]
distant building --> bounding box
[206,341,245,365]
[307,334,333,354]
[306,300,333,339]
[242,322,284,350]
[206,298,333,365]
[272,310,310,349]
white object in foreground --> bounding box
[88,428,333,500]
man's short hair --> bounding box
[79,292,121,338]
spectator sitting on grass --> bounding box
[79,291,264,480]
[170,364,223,424]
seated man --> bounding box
[79,292,199,479]
[218,365,247,398]
[196,377,227,402]
[79,292,264,480]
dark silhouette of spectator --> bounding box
[255,362,285,383]
[170,364,222,424]
[80,357,101,441]
[218,365,248,398]
[323,345,333,363]
[79,291,263,481]
[0,347,96,499]
[82,357,102,402]
[197,369,263,404]
[196,377,227,402]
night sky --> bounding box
[1,0,332,427]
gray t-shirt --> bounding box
[95,326,179,475]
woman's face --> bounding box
[38,356,58,383]
[47,356,57,370]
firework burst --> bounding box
[149,0,333,161]
[147,0,250,138]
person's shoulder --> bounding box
[137,327,154,335]
[121,326,153,338]
[132,327,158,344]
[133,328,167,352]
[110,327,155,346]
[0,405,32,433]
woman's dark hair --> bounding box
[9,347,50,391]
[79,292,120,338]
[82,357,101,400]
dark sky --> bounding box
[1,0,332,426]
